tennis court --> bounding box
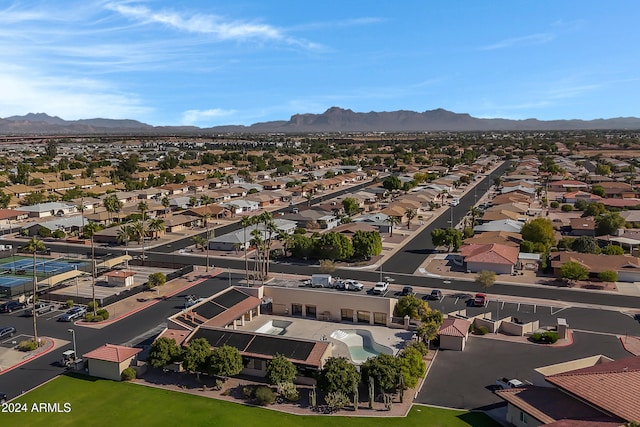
[0,257,80,276]
[0,274,30,289]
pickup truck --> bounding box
[373,281,389,295]
[496,377,524,389]
[28,302,56,316]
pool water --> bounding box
[330,329,393,364]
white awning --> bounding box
[96,255,132,270]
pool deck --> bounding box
[237,314,415,363]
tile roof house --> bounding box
[473,219,524,234]
[460,243,520,274]
[496,354,640,426]
[568,217,596,236]
[83,344,143,381]
[438,317,470,351]
[549,251,640,282]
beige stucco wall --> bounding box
[264,286,397,326]
[87,357,134,381]
[440,334,465,351]
[505,403,543,427]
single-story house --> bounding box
[549,251,640,282]
[83,344,143,381]
[460,243,519,275]
[104,270,136,287]
[438,317,470,351]
[19,202,77,218]
[473,219,524,234]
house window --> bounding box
[357,311,370,323]
[341,309,354,322]
[305,305,317,318]
[291,303,302,316]
[519,411,528,424]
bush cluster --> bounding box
[531,331,559,344]
[121,367,136,381]
[85,309,110,322]
[255,386,276,406]
[17,339,39,352]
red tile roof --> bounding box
[104,270,136,278]
[545,355,640,422]
[461,243,519,265]
[83,344,142,363]
[438,318,469,337]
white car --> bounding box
[372,281,389,295]
[342,280,364,291]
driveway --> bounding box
[416,331,631,410]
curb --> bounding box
[620,335,640,356]
[0,337,57,376]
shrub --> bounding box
[96,309,109,320]
[277,382,300,402]
[531,331,559,344]
[121,367,136,381]
[598,270,618,282]
[255,386,276,406]
[550,201,559,208]
[85,312,94,322]
[293,228,306,234]
[87,301,99,312]
[241,385,255,399]
[66,299,75,308]
[324,391,350,410]
[475,326,489,335]
[404,341,428,356]
[561,204,574,212]
[17,339,39,352]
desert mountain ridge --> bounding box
[2,107,640,135]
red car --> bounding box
[473,293,487,307]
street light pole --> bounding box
[67,328,77,360]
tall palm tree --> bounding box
[468,206,482,228]
[137,201,148,265]
[405,208,417,230]
[250,228,265,283]
[386,215,401,237]
[24,237,45,347]
[277,230,293,257]
[241,215,254,284]
[258,212,276,281]
[84,222,100,315]
[103,194,123,225]
[117,224,132,247]
[161,196,171,218]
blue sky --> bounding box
[2,1,640,126]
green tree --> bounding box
[23,191,46,205]
[431,228,462,252]
[475,270,496,293]
[595,164,611,176]
[520,240,535,253]
[595,212,625,236]
[147,218,165,239]
[361,353,399,393]
[147,337,182,368]
[316,232,354,261]
[560,261,589,280]
[582,202,607,218]
[341,197,360,216]
[591,185,606,197]
[0,190,10,208]
[520,218,555,248]
[290,234,314,259]
[318,357,361,395]
[103,194,123,224]
[147,272,166,288]
[265,353,297,385]
[557,237,576,251]
[182,338,211,373]
[24,237,46,348]
[385,215,401,237]
[397,345,426,388]
[208,345,243,380]
[382,175,402,191]
[571,236,600,254]
[351,230,382,260]
[603,244,624,255]
[395,295,429,320]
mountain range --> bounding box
[2,108,640,135]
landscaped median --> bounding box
[3,374,500,426]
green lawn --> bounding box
[4,374,500,427]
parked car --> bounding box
[0,326,16,339]
[472,293,487,307]
[344,280,364,291]
[426,289,443,300]
[184,295,204,309]
[28,302,56,316]
[400,286,415,296]
[372,281,389,295]
[496,377,524,389]
[0,301,26,313]
[58,306,87,322]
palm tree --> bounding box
[137,201,148,265]
[228,204,238,218]
[131,221,144,244]
[305,192,313,206]
[259,212,277,281]
[117,224,132,246]
[277,230,293,257]
[161,196,171,218]
[24,237,45,347]
[200,195,211,207]
[468,206,482,228]
[405,208,417,230]
[147,218,165,240]
[241,216,254,284]
[77,197,86,235]
[103,194,122,225]
[84,222,100,315]
[192,236,207,251]
[250,228,265,283]
[386,215,401,237]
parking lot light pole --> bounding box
[67,328,77,360]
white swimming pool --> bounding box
[254,319,292,335]
[330,329,393,364]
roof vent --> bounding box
[623,367,629,372]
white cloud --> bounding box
[181,108,238,125]
[480,33,555,50]
[105,2,320,48]
[0,66,151,120]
